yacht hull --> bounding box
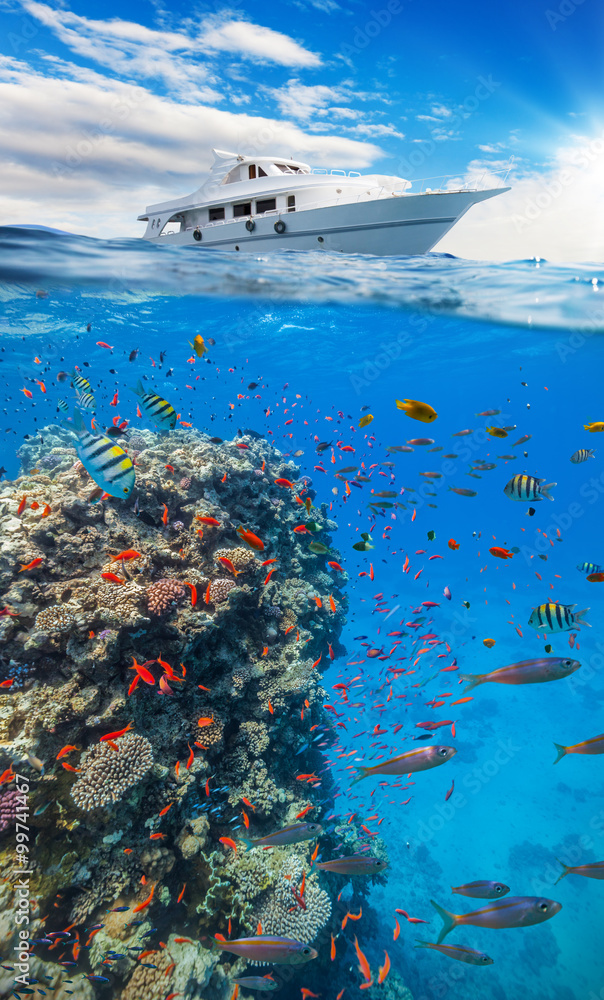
[144,188,507,256]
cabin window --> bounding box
[258,166,268,177]
[287,195,296,213]
[209,206,225,221]
[256,198,276,214]
[233,202,252,218]
[248,165,256,180]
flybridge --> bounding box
[138,147,510,256]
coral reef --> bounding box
[0,783,18,832]
[71,733,154,810]
[0,424,392,1000]
[147,577,186,615]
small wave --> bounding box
[0,226,603,330]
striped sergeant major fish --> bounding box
[570,448,595,464]
[503,474,555,502]
[577,561,602,575]
[67,409,135,498]
[57,399,69,415]
[528,602,589,633]
[70,369,92,394]
[131,379,176,430]
[76,389,96,413]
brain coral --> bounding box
[255,855,331,944]
[214,547,258,572]
[0,784,18,833]
[71,733,154,811]
[34,604,79,634]
[208,578,236,604]
[147,578,186,615]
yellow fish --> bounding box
[358,414,374,429]
[395,399,437,423]
[584,422,604,432]
[486,426,508,438]
[189,335,207,358]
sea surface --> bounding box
[1,227,604,1000]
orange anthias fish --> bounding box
[274,478,295,488]
[489,547,513,560]
[56,745,79,759]
[218,557,239,576]
[327,561,344,572]
[101,572,124,585]
[448,539,460,550]
[162,504,168,526]
[219,836,238,852]
[18,558,43,572]
[198,516,222,526]
[109,549,142,562]
[129,657,155,685]
[237,526,264,551]
[100,722,133,742]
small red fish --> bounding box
[30,501,39,510]
[20,387,33,399]
[100,722,133,742]
[110,392,119,406]
[489,546,513,560]
[328,561,344,572]
[448,539,460,550]
[132,885,155,912]
[109,549,141,562]
[61,762,81,772]
[197,516,221,526]
[18,557,43,572]
[17,495,27,515]
[218,556,239,576]
[162,503,168,526]
[56,745,78,759]
[184,581,197,606]
[96,341,113,349]
[0,678,15,689]
[101,572,124,585]
[264,569,276,586]
[219,836,237,852]
[236,526,264,551]
[274,478,295,488]
[41,503,52,517]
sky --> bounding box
[0,0,602,259]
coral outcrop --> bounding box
[0,424,391,1000]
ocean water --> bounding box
[1,227,604,1000]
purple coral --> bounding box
[0,784,18,833]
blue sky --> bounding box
[0,0,602,256]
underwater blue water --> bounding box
[2,228,604,1000]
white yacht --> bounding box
[138,148,510,255]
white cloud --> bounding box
[437,135,604,261]
[269,81,348,120]
[477,143,506,153]
[0,55,381,237]
[201,18,321,67]
[20,1,321,100]
[348,123,405,140]
[21,0,221,101]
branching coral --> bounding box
[71,734,154,811]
